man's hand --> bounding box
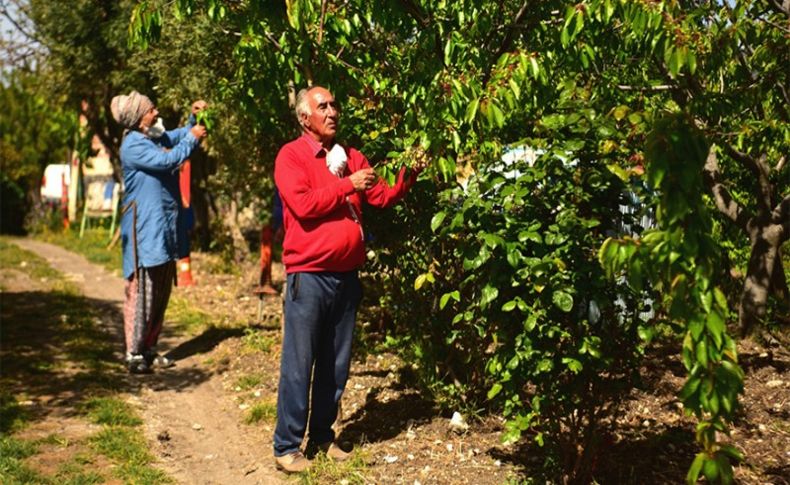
[191,100,208,115]
[190,124,208,139]
[349,168,378,191]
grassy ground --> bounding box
[0,238,170,484]
[36,226,122,274]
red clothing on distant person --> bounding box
[275,134,416,274]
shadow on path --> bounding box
[337,386,438,445]
[0,286,218,419]
[488,424,695,484]
[166,325,248,361]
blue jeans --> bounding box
[273,271,362,456]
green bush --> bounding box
[367,139,650,481]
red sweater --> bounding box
[274,134,417,273]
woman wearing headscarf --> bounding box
[111,90,207,374]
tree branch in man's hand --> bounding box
[349,168,377,191]
[411,147,430,172]
[190,124,207,139]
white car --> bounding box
[40,164,71,203]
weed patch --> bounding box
[0,434,39,461]
[83,397,143,427]
[0,238,62,281]
[0,392,29,433]
[55,465,104,485]
[0,435,43,483]
[89,426,148,463]
[35,228,121,274]
[298,450,369,484]
[235,373,264,391]
[166,296,213,334]
[244,402,277,424]
[241,327,274,353]
[89,427,171,483]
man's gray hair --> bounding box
[294,88,311,125]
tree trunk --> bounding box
[739,222,786,335]
[771,245,790,304]
[223,196,250,264]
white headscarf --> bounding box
[110,91,154,130]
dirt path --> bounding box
[11,238,284,485]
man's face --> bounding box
[303,87,339,144]
[139,106,159,131]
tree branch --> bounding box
[317,0,327,45]
[703,146,752,231]
[0,5,42,45]
[616,84,673,91]
[777,155,787,173]
[765,18,790,34]
[766,0,790,18]
[721,143,773,214]
[773,195,790,237]
[481,0,531,88]
[396,0,429,27]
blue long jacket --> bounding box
[120,120,199,279]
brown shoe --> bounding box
[319,442,351,462]
[275,451,310,473]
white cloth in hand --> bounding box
[326,144,348,177]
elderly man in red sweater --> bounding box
[272,86,423,472]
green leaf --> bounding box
[443,36,454,65]
[529,56,540,79]
[713,287,728,311]
[518,231,543,244]
[508,78,521,99]
[506,245,523,267]
[502,300,517,312]
[679,375,700,401]
[286,0,301,30]
[686,452,705,485]
[668,47,683,77]
[431,211,447,233]
[714,452,734,485]
[561,25,570,48]
[562,357,583,373]
[702,455,720,482]
[705,310,725,349]
[481,284,499,308]
[482,233,505,249]
[604,0,614,21]
[701,291,713,314]
[465,98,480,124]
[487,383,503,400]
[637,325,656,342]
[537,359,553,372]
[490,102,505,128]
[414,274,428,290]
[552,290,573,312]
[687,50,697,74]
[695,339,708,367]
[613,105,629,121]
[573,11,584,36]
[718,445,743,462]
[439,290,460,310]
[524,313,538,331]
